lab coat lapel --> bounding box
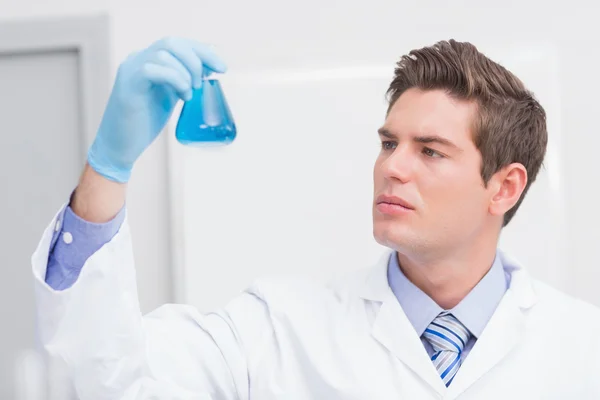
[445,252,538,399]
[360,253,447,395]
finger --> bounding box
[155,43,204,89]
[141,63,192,101]
[188,40,227,74]
[151,50,194,90]
[155,37,227,74]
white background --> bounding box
[2,0,599,313]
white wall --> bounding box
[3,0,600,312]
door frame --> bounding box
[0,14,111,163]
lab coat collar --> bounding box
[358,248,539,397]
[358,251,394,302]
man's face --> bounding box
[373,88,494,258]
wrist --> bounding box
[87,157,132,184]
[87,137,134,184]
[71,163,127,223]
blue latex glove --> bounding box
[88,37,227,183]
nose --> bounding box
[379,146,414,184]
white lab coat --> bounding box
[32,205,600,400]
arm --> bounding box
[32,37,271,399]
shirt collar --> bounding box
[387,251,508,338]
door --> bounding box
[0,16,109,399]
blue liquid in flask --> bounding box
[176,78,236,146]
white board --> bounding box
[171,42,564,311]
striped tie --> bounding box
[423,312,471,387]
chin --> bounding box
[373,220,412,251]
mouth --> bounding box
[375,194,415,215]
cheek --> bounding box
[422,169,484,213]
[454,188,489,226]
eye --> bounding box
[381,141,397,151]
[422,147,443,158]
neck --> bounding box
[396,234,499,309]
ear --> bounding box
[488,163,528,218]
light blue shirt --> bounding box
[387,251,509,360]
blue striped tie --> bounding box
[423,312,471,387]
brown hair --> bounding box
[386,39,547,227]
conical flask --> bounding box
[176,78,236,145]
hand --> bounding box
[87,37,227,183]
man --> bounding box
[32,37,600,399]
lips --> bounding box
[376,194,415,210]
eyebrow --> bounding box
[377,128,462,151]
